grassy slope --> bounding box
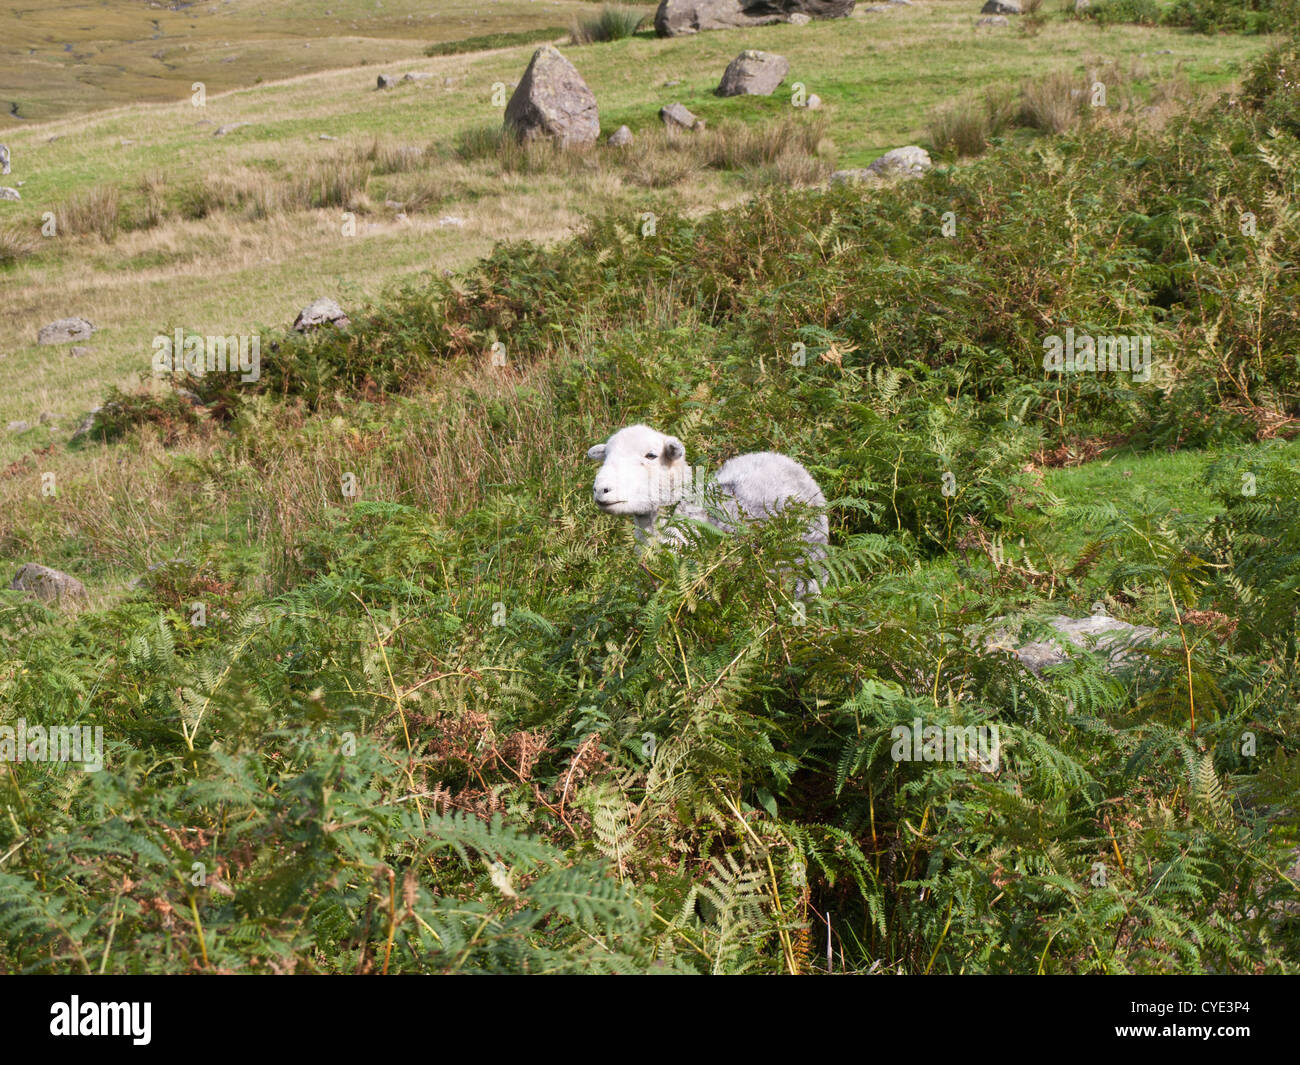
[0,0,589,126]
[0,3,1271,460]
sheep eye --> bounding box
[645,452,658,460]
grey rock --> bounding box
[70,346,91,358]
[7,420,29,433]
[608,124,634,147]
[805,93,822,109]
[867,144,931,179]
[788,11,812,22]
[976,13,1009,24]
[504,45,600,148]
[38,317,95,345]
[9,563,88,605]
[377,74,399,89]
[986,612,1165,677]
[660,101,704,131]
[980,0,1020,11]
[292,297,350,333]
[403,72,433,82]
[0,186,20,201]
[655,0,854,36]
[0,144,9,175]
[716,50,790,97]
[212,123,250,136]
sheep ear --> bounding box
[586,444,607,462]
[662,438,685,461]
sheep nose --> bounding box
[595,484,612,497]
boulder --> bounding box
[292,297,350,333]
[9,563,88,605]
[655,0,854,37]
[503,45,600,148]
[660,102,704,131]
[987,612,1165,677]
[403,72,433,82]
[377,74,399,89]
[980,0,1021,11]
[716,50,790,97]
[38,317,95,345]
[866,144,931,179]
[0,143,9,175]
[608,124,634,147]
[0,186,19,201]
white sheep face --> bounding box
[587,424,688,517]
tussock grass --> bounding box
[569,4,650,44]
[56,185,122,241]
[0,223,37,266]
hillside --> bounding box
[0,0,1297,976]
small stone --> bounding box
[212,123,250,136]
[0,187,19,201]
[607,124,634,147]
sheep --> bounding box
[586,424,829,594]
